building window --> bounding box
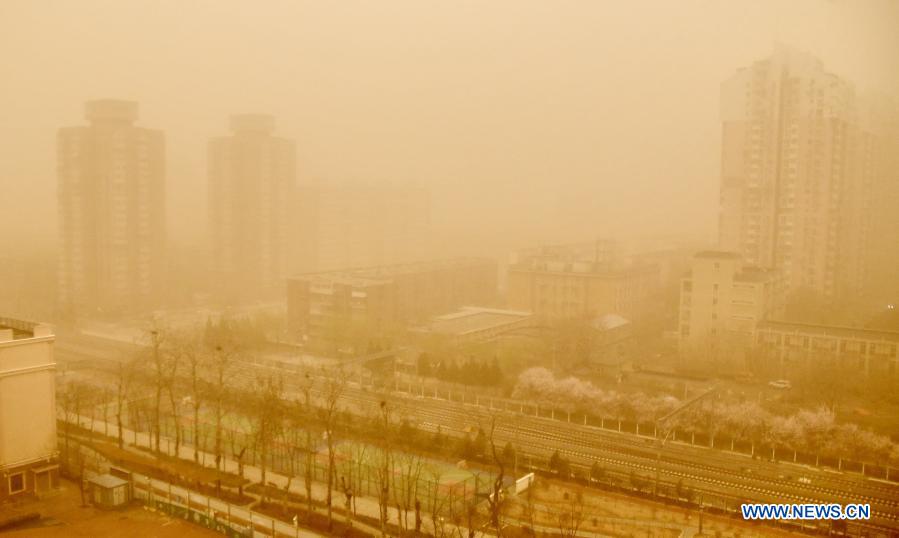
[8,472,25,494]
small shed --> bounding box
[88,474,130,509]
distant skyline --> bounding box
[1,0,897,252]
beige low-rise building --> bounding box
[286,258,498,342]
[507,241,660,322]
[677,251,778,358]
[755,320,899,377]
[0,317,58,501]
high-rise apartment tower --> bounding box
[209,114,295,301]
[719,48,876,302]
[57,100,165,316]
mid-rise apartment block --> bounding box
[286,258,497,340]
[507,241,659,321]
[678,251,777,355]
[0,317,58,501]
[209,114,295,301]
[57,100,165,316]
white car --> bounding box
[768,380,792,389]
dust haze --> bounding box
[2,1,899,536]
[3,1,897,251]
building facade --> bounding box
[678,251,777,356]
[286,258,497,340]
[57,100,165,316]
[507,241,659,321]
[209,114,296,302]
[859,96,899,309]
[755,320,899,377]
[0,317,58,501]
[718,48,899,309]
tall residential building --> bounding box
[57,100,165,316]
[0,317,58,501]
[718,48,883,306]
[291,180,431,274]
[677,251,777,357]
[209,114,296,302]
[859,96,899,308]
[507,241,660,322]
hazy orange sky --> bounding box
[1,0,897,252]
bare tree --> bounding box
[164,336,183,456]
[555,489,586,537]
[182,336,205,462]
[337,441,368,531]
[210,342,234,470]
[228,427,250,497]
[483,413,508,536]
[391,450,425,534]
[97,386,111,437]
[59,379,90,468]
[145,325,166,453]
[320,368,347,532]
[296,373,318,519]
[376,399,393,537]
[85,382,100,434]
[115,357,136,448]
[426,467,451,538]
[280,438,299,516]
[252,374,285,504]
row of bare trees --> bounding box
[62,319,531,536]
[108,321,240,469]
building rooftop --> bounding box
[85,99,138,124]
[0,316,53,342]
[415,307,533,337]
[88,473,129,489]
[230,114,276,134]
[510,259,658,277]
[759,319,899,342]
[734,267,775,283]
[592,313,631,331]
[292,258,495,287]
[694,251,742,260]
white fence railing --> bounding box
[128,470,322,538]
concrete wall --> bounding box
[0,335,57,472]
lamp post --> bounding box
[654,385,718,497]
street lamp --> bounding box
[653,385,718,497]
